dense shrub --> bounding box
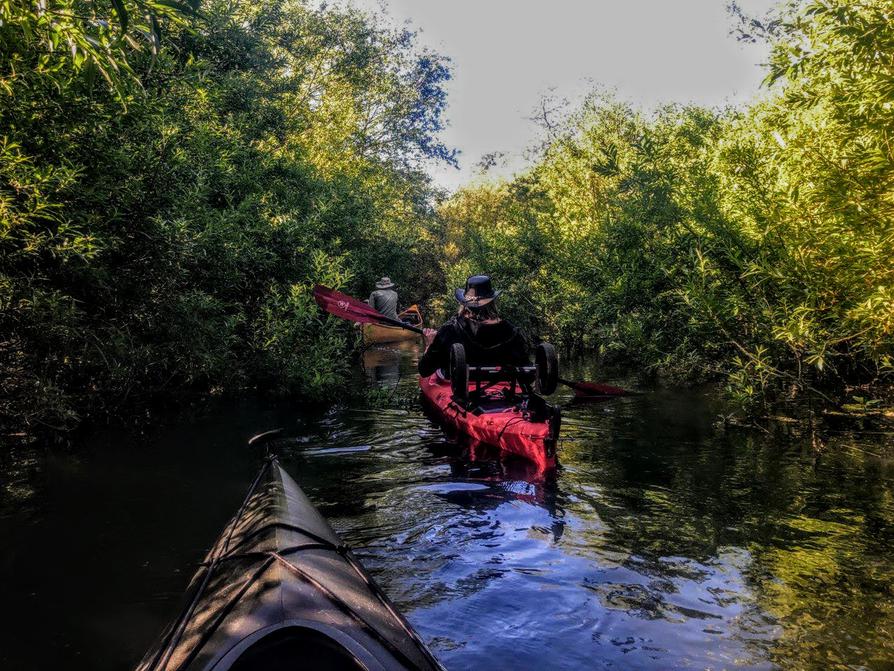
[1,0,453,432]
[439,0,893,408]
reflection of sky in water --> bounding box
[1,342,892,670]
[334,343,894,670]
[354,485,778,670]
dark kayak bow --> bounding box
[136,439,443,671]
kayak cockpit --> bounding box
[227,626,366,671]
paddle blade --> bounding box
[313,285,382,324]
[313,285,424,334]
[559,378,631,397]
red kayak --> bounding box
[419,373,560,472]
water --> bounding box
[2,342,893,670]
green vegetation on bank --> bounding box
[1,0,452,433]
[438,0,893,410]
[2,0,892,435]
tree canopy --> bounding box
[2,0,892,433]
[438,0,893,409]
[1,0,453,432]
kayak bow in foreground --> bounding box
[137,454,443,671]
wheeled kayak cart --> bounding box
[419,343,562,472]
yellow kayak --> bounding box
[361,305,424,344]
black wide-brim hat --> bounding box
[455,274,502,308]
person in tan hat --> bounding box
[368,277,399,321]
[419,275,528,377]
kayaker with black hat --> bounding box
[419,275,529,377]
[368,276,400,321]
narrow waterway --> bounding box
[2,342,893,670]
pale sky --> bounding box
[348,0,779,190]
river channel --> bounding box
[2,342,893,669]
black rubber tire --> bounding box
[449,343,469,404]
[535,342,559,395]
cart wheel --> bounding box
[535,342,559,395]
[449,343,469,404]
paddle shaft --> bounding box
[558,377,632,396]
[372,313,425,335]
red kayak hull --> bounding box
[419,374,557,472]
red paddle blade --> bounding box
[559,378,630,397]
[313,285,385,325]
[313,284,426,335]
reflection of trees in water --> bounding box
[744,441,894,669]
[268,344,894,669]
[557,394,894,669]
[0,445,43,516]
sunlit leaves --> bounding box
[440,0,893,408]
[0,0,194,99]
[0,0,452,432]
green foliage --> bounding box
[0,0,193,99]
[440,0,893,407]
[1,0,452,432]
[252,251,353,397]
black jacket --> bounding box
[418,315,529,377]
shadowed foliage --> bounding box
[1,0,453,433]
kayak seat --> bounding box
[229,626,365,671]
[472,397,519,415]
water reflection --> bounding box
[0,344,892,670]
[361,341,413,387]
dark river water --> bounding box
[2,342,893,670]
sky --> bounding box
[348,0,780,190]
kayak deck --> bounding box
[137,458,442,671]
[419,374,558,472]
